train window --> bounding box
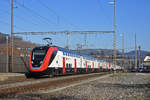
[66,63,68,68]
[66,63,72,68]
[84,63,85,66]
[69,64,72,68]
[89,65,91,68]
[32,49,47,61]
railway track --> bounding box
[0,72,110,98]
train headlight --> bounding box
[40,61,43,64]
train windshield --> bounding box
[31,47,49,67]
[32,49,46,61]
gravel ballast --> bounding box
[2,73,150,100]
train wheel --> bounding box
[25,72,33,78]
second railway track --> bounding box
[0,72,111,98]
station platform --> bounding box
[0,73,25,81]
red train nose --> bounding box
[29,47,58,72]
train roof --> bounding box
[41,45,104,61]
[57,46,94,60]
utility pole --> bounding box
[135,33,137,69]
[114,0,117,69]
[111,0,117,69]
[139,46,141,68]
[109,0,117,69]
[130,55,132,69]
[10,0,14,72]
[122,33,124,68]
[84,33,88,49]
[6,36,9,73]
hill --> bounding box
[0,32,39,55]
[78,49,150,61]
[125,50,150,60]
[78,49,121,55]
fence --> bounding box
[0,54,28,73]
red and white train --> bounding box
[27,45,118,77]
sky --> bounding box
[0,0,150,52]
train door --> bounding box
[86,60,88,72]
[74,59,77,73]
[63,57,66,74]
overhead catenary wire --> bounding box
[38,0,58,17]
[15,1,57,26]
[0,20,10,27]
[0,20,28,31]
[14,15,41,27]
[0,9,10,15]
[38,0,60,25]
[38,0,112,29]
[38,0,78,28]
[1,0,76,30]
[6,0,116,51]
[0,0,47,32]
[0,8,42,27]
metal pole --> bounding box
[139,46,141,68]
[10,0,14,72]
[122,33,124,68]
[130,56,132,69]
[84,33,88,49]
[113,0,117,69]
[6,36,9,73]
[135,33,137,69]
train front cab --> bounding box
[27,46,58,77]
